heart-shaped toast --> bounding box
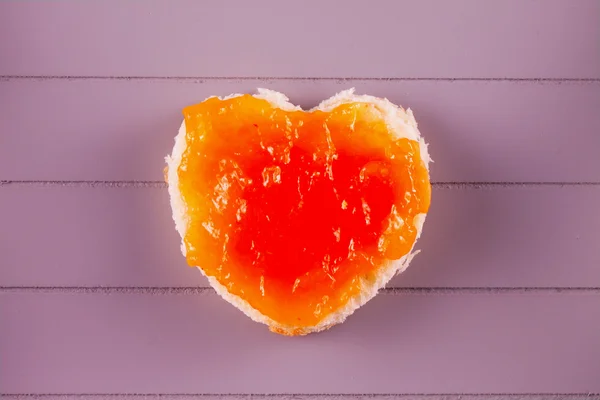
[165,89,431,335]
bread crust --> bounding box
[165,88,430,335]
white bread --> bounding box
[165,88,431,335]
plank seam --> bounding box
[2,181,600,189]
[1,76,600,83]
[0,181,168,188]
[2,287,599,295]
[2,393,599,397]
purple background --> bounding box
[1,0,600,397]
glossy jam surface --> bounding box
[178,95,430,328]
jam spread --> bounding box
[178,95,430,327]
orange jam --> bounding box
[178,95,430,328]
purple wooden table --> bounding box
[1,0,600,398]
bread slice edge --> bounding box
[165,88,431,336]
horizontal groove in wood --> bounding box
[2,80,600,182]
[1,185,599,288]
[1,292,599,393]
[2,395,600,399]
[2,181,600,188]
[3,76,600,82]
[2,287,600,295]
[1,0,598,78]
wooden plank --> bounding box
[2,185,599,288]
[0,0,598,79]
[1,291,599,393]
[1,80,600,182]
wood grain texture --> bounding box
[2,0,600,396]
[1,292,599,394]
[2,79,600,182]
[0,0,598,79]
[2,185,599,288]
